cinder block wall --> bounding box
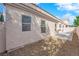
[0,22,6,53]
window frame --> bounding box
[22,15,31,31]
[41,20,46,33]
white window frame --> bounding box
[22,15,31,31]
[41,20,46,33]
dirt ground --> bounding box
[1,32,79,56]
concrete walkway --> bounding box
[56,32,73,41]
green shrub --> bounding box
[0,14,4,22]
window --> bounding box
[41,20,46,33]
[22,15,31,31]
[66,25,68,27]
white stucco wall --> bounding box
[5,5,56,50]
[47,21,56,36]
[56,22,68,33]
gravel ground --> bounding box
[1,32,79,56]
[1,37,65,56]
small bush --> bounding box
[0,14,4,22]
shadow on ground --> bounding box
[1,32,79,56]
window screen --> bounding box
[22,15,31,31]
[41,20,46,33]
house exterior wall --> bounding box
[56,22,68,33]
[5,5,56,50]
[56,22,62,33]
[0,22,6,53]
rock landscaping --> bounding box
[1,31,79,56]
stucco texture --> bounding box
[5,5,56,51]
